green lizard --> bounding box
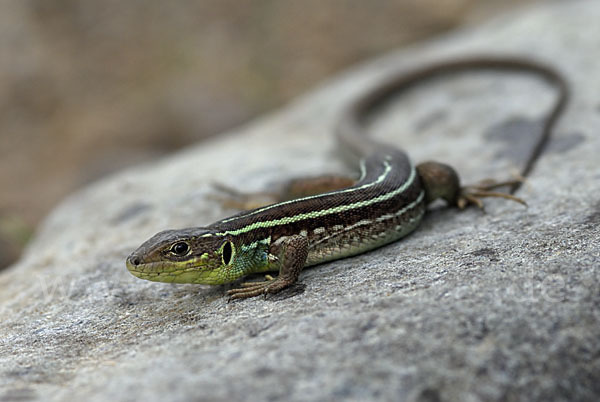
[126,57,568,300]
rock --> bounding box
[1,1,599,401]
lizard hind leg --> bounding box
[457,181,526,210]
[416,161,526,210]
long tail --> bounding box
[335,56,569,193]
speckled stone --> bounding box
[1,1,599,401]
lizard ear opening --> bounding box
[221,241,234,266]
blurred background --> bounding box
[0,0,542,269]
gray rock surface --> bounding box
[1,1,599,401]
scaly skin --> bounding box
[126,56,568,299]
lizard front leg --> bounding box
[212,175,356,211]
[227,234,309,300]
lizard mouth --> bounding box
[126,257,214,281]
[125,261,184,283]
[126,260,223,285]
[126,260,169,274]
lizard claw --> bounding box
[457,178,527,210]
[227,276,294,300]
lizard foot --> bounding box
[227,276,296,300]
[457,178,526,210]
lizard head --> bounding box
[126,228,240,285]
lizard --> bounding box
[125,57,568,300]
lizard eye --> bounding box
[170,242,190,256]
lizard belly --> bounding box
[305,196,425,266]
